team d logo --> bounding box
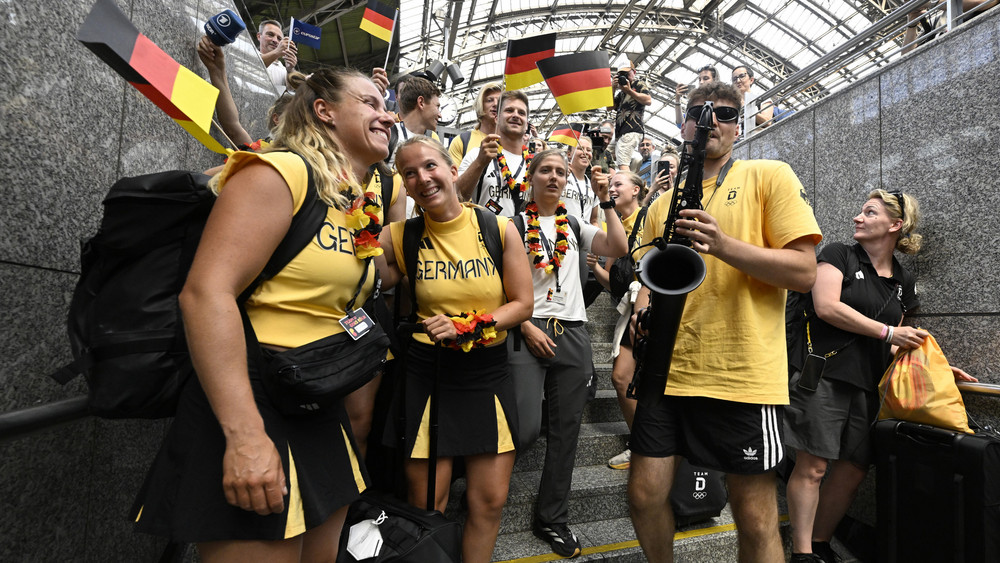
[692,471,709,499]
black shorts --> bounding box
[630,394,785,474]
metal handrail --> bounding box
[958,382,1000,397]
[0,396,91,444]
[742,0,989,137]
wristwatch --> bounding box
[600,199,616,209]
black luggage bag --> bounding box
[874,419,1000,563]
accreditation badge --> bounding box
[546,287,566,306]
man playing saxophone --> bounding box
[627,81,822,562]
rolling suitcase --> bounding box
[874,419,1000,563]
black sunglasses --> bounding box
[887,190,906,221]
[686,104,740,123]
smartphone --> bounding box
[798,354,826,391]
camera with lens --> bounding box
[586,126,608,153]
[616,70,630,87]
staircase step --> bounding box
[582,389,625,423]
[492,510,747,562]
[512,421,629,473]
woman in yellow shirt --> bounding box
[379,136,534,562]
[131,69,396,561]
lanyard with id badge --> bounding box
[539,230,567,306]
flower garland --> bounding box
[496,145,532,194]
[524,201,570,276]
[448,311,498,352]
[345,191,383,259]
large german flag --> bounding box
[78,0,226,154]
[359,0,397,44]
[537,52,613,115]
[548,123,585,147]
[504,33,556,90]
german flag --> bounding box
[548,123,585,147]
[359,0,397,44]
[78,0,226,154]
[504,33,556,90]
[537,52,613,115]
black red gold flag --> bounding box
[536,52,613,115]
[548,123,585,147]
[504,33,557,90]
[78,0,225,154]
[360,0,397,43]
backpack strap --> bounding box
[473,207,504,283]
[402,215,426,323]
[629,207,648,252]
[474,160,492,205]
[239,153,325,303]
[380,170,393,216]
[459,130,472,160]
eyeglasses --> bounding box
[731,72,749,83]
[887,190,906,221]
[686,104,740,123]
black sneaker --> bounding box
[790,554,824,563]
[811,541,843,563]
[532,520,582,558]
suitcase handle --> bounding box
[895,421,960,450]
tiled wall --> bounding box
[0,0,279,559]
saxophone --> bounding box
[628,101,715,404]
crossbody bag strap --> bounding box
[807,281,902,357]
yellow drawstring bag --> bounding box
[877,332,972,434]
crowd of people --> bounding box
[123,22,983,563]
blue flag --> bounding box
[290,18,321,49]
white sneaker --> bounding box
[608,448,631,470]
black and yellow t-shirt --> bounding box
[218,151,377,348]
[390,205,509,345]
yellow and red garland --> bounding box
[524,201,569,276]
[448,311,499,352]
[345,191,383,259]
[496,145,533,194]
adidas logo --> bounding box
[743,446,758,460]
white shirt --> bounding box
[564,173,598,223]
[266,60,287,92]
[520,214,600,321]
[459,147,527,218]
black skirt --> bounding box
[387,341,519,458]
[130,345,369,542]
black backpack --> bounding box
[50,155,327,419]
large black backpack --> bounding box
[50,156,327,419]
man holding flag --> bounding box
[257,19,296,91]
[457,90,532,217]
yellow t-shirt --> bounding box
[638,159,822,404]
[390,205,509,345]
[448,128,487,167]
[218,151,377,348]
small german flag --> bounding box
[78,0,226,154]
[504,33,556,90]
[548,123,585,147]
[359,0,397,44]
[537,52,613,115]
